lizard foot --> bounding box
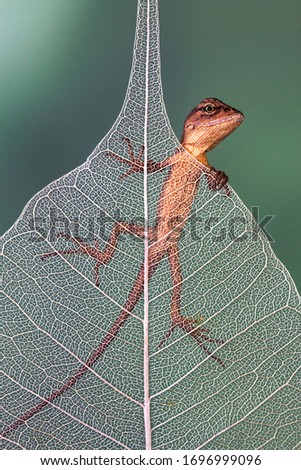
[207,167,230,196]
[106,137,144,179]
[107,137,163,178]
[159,316,224,366]
[41,233,102,287]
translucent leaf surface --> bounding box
[1,0,300,450]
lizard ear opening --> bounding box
[180,123,195,144]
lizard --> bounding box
[2,97,244,437]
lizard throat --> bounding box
[182,144,209,167]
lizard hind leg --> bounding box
[159,244,224,366]
[41,224,155,287]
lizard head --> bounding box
[181,97,244,155]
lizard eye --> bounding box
[204,104,215,113]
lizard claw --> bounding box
[106,137,145,179]
[158,316,199,348]
[158,323,177,348]
[159,315,224,366]
[207,167,230,196]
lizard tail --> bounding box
[2,252,163,438]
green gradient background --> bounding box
[1,0,300,290]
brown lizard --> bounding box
[2,98,244,437]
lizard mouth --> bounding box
[202,113,244,127]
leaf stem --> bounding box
[142,0,152,451]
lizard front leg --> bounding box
[107,137,172,179]
[159,243,224,366]
[106,137,145,179]
[207,166,230,196]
